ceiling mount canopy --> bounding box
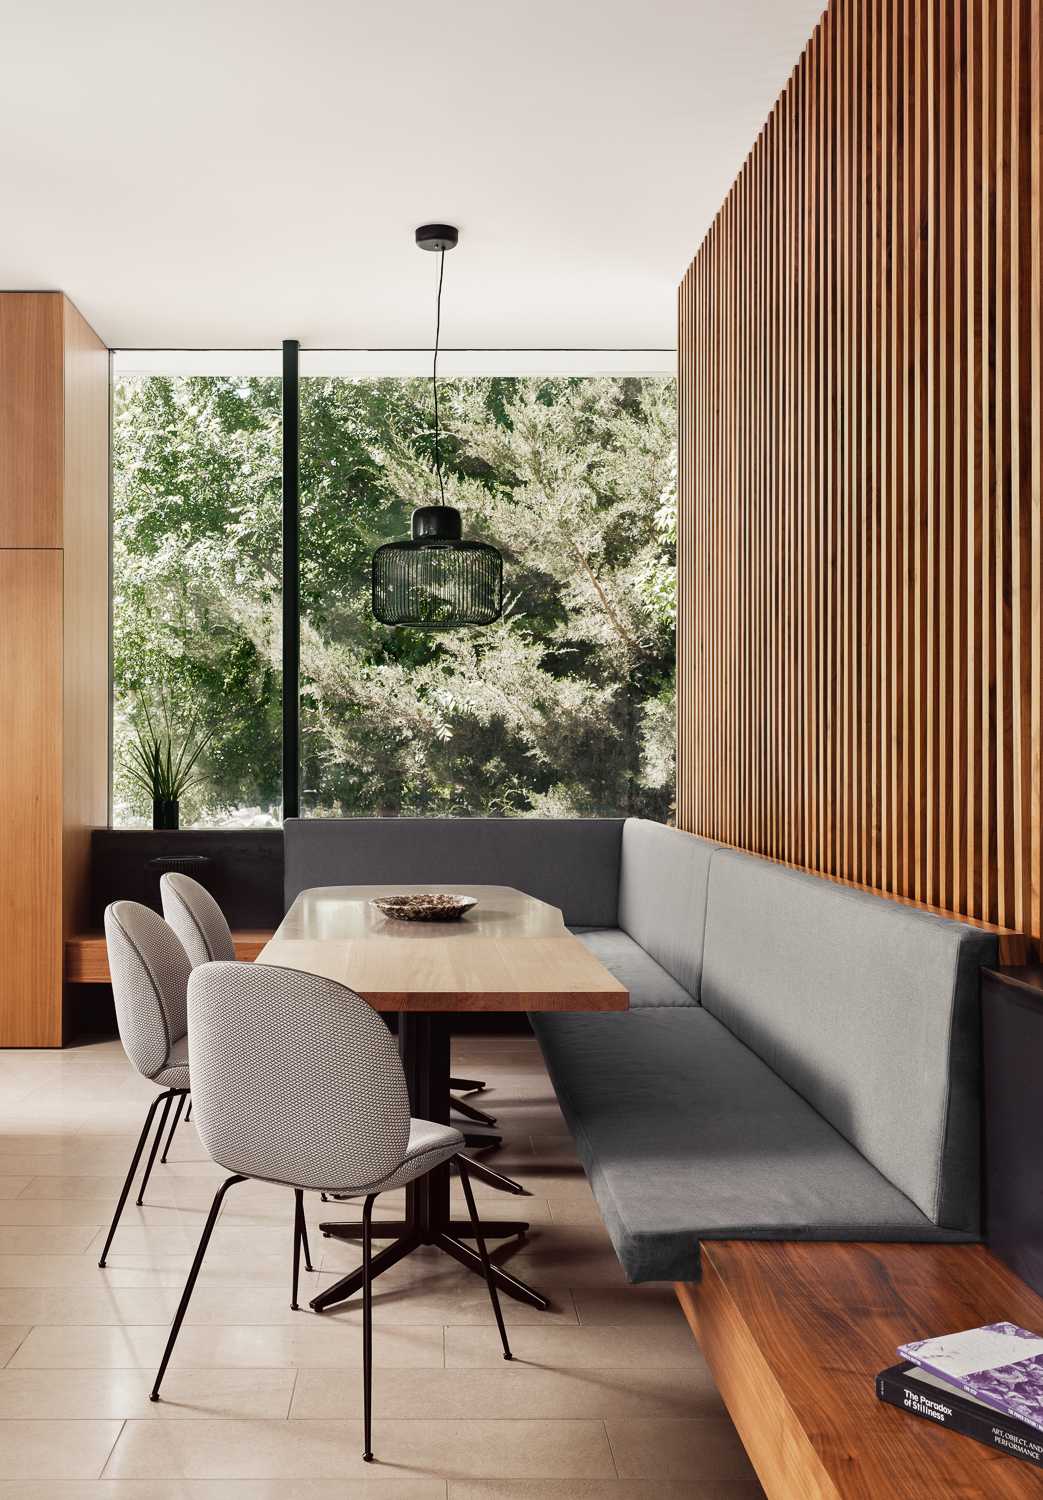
[415,223,459,253]
[372,224,504,629]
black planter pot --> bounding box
[152,798,180,831]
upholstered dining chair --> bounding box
[150,959,512,1461]
[98,901,194,1268]
[160,871,235,966]
[158,871,232,1145]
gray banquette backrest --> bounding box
[617,819,717,999]
[282,817,624,930]
[699,851,996,1232]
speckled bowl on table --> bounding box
[370,893,478,923]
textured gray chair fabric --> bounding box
[154,959,513,1455]
[161,872,236,966]
[283,816,623,929]
[98,902,195,1270]
[187,961,462,1194]
[617,820,717,999]
[104,901,192,1088]
[572,929,695,1009]
[700,852,997,1231]
[532,1008,977,1283]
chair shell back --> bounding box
[187,961,412,1192]
[160,872,236,966]
[104,902,191,1081]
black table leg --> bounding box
[311,1012,548,1314]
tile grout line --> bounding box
[601,1414,621,1478]
[97,1415,126,1478]
[1,1325,33,1368]
[286,1363,301,1419]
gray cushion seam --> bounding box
[929,939,963,1225]
[167,883,215,961]
[695,844,719,1004]
[110,909,175,1075]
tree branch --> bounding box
[566,534,645,658]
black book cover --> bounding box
[876,1361,1043,1470]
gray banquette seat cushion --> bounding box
[571,818,717,1007]
[533,836,997,1282]
[533,1008,973,1283]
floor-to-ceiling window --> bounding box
[111,354,283,828]
[111,352,675,826]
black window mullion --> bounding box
[281,338,301,819]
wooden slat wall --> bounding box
[677,0,1043,946]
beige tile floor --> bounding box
[0,1031,763,1500]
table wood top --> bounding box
[257,884,629,1012]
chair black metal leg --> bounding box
[185,1099,192,1122]
[159,1093,186,1164]
[457,1154,526,1195]
[362,1193,377,1462]
[451,1095,497,1128]
[457,1158,512,1360]
[97,1090,173,1268]
[450,1076,485,1093]
[300,1201,314,1273]
[136,1090,176,1206]
[292,1189,306,1310]
[150,1173,246,1401]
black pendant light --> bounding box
[372,224,504,628]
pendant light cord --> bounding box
[432,248,446,505]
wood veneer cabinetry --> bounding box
[0,292,108,1046]
[677,0,1043,949]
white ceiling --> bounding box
[1,0,823,352]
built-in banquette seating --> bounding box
[283,816,996,1284]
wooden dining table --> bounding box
[258,883,628,1314]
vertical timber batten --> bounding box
[676,0,1043,952]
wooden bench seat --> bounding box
[677,1241,1043,1499]
[65,930,272,983]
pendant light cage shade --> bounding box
[372,531,503,629]
[370,224,505,629]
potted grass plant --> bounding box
[123,701,215,830]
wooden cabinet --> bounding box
[0,293,108,1046]
[0,294,64,547]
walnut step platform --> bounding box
[677,1241,1043,1499]
[65,930,272,983]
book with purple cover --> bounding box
[899,1323,1043,1435]
[876,1362,1043,1469]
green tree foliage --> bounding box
[112,373,676,826]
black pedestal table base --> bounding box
[310,1013,548,1314]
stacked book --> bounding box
[877,1322,1043,1469]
